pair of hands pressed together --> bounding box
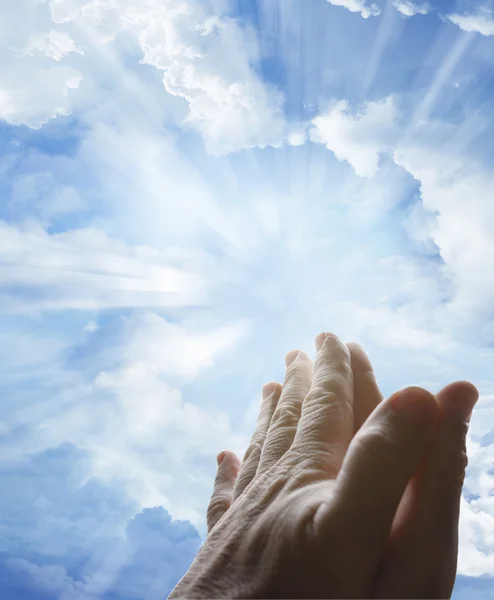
[169,332,479,599]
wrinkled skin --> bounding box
[169,333,478,599]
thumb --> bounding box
[373,381,479,599]
[321,387,438,576]
[207,451,241,534]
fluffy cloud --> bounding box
[0,0,288,153]
[447,8,494,36]
[310,96,398,177]
[135,3,287,154]
[46,0,287,154]
[2,309,250,526]
[0,62,82,129]
[326,0,381,19]
[0,443,200,599]
[453,397,494,578]
[0,1,83,128]
[393,0,429,17]
[310,94,494,335]
[394,138,494,331]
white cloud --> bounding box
[456,400,494,578]
[0,0,288,152]
[394,141,494,328]
[2,310,250,527]
[0,443,200,598]
[0,221,217,311]
[326,0,381,19]
[137,6,287,154]
[0,1,84,128]
[310,94,494,335]
[458,495,494,576]
[23,29,84,61]
[447,8,494,36]
[393,0,429,17]
[0,62,82,128]
[47,0,287,154]
[310,96,398,177]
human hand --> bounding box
[169,333,478,599]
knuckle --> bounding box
[213,472,233,493]
[271,400,301,428]
[242,440,263,463]
[288,442,344,483]
[434,420,470,484]
[300,396,350,433]
[306,377,351,405]
[234,470,254,494]
[438,447,468,487]
[457,419,470,443]
[261,433,292,467]
[283,368,309,393]
[207,496,230,521]
[353,426,395,463]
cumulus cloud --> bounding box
[0,443,200,599]
[393,0,429,17]
[310,96,399,177]
[309,95,494,336]
[136,4,287,154]
[0,62,82,129]
[2,309,250,526]
[453,396,494,579]
[0,0,289,152]
[0,1,83,128]
[394,139,494,330]
[326,0,381,19]
[46,0,287,154]
[447,8,494,36]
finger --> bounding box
[372,381,479,599]
[257,350,313,473]
[232,382,283,501]
[291,333,353,478]
[347,342,383,433]
[207,451,241,534]
[319,387,439,581]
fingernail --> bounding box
[262,382,278,398]
[217,451,227,466]
[285,350,300,368]
[315,333,328,352]
[391,387,438,426]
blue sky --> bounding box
[2,0,494,597]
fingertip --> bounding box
[216,451,227,466]
[390,386,439,426]
[217,450,240,467]
[346,342,373,373]
[315,332,328,352]
[315,332,339,352]
[284,350,300,368]
[436,380,479,420]
[262,381,281,398]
